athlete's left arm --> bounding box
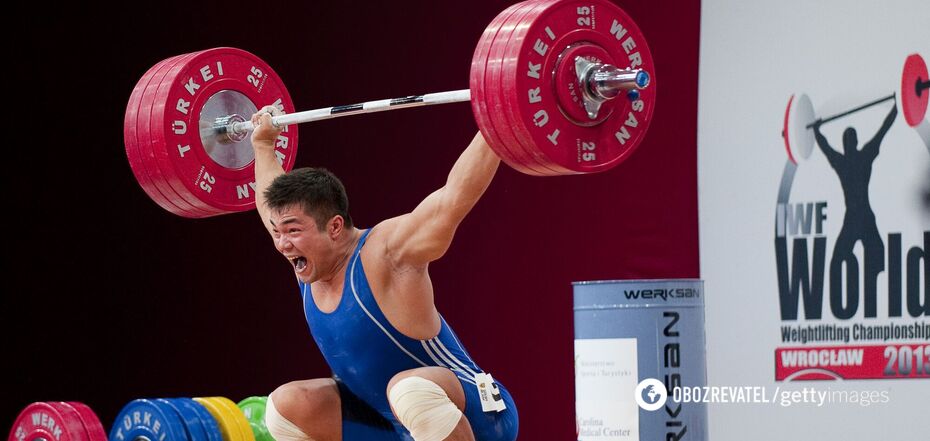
[383,132,500,266]
[865,104,897,157]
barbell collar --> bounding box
[590,65,650,100]
[575,56,650,120]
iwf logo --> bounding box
[776,53,928,324]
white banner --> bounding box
[698,0,929,439]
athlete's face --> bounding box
[270,204,335,283]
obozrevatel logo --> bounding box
[634,378,668,411]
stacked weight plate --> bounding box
[124,48,299,218]
[109,396,260,441]
[469,0,542,175]
[470,0,657,175]
[9,396,274,441]
[9,402,107,441]
[109,398,190,441]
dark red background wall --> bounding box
[6,1,700,439]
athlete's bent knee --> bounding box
[388,376,462,441]
[265,394,315,441]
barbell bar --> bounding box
[217,60,649,142]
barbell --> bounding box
[781,53,928,163]
[124,0,657,218]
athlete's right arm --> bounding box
[251,106,286,236]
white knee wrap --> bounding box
[265,394,315,441]
[388,377,463,441]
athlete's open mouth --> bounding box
[291,256,307,271]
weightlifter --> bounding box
[248,106,518,441]
[812,103,897,315]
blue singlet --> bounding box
[298,228,518,441]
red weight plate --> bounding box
[470,1,535,173]
[136,51,219,218]
[64,402,108,441]
[495,0,568,175]
[8,402,86,441]
[125,56,178,211]
[151,48,299,214]
[143,53,222,217]
[44,403,89,440]
[502,0,657,174]
[500,0,580,175]
[482,0,550,175]
[139,50,224,218]
[139,52,225,218]
[145,51,228,217]
[125,55,198,215]
[485,0,561,176]
[901,53,928,127]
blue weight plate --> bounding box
[109,399,188,441]
[185,398,224,441]
[159,399,208,441]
